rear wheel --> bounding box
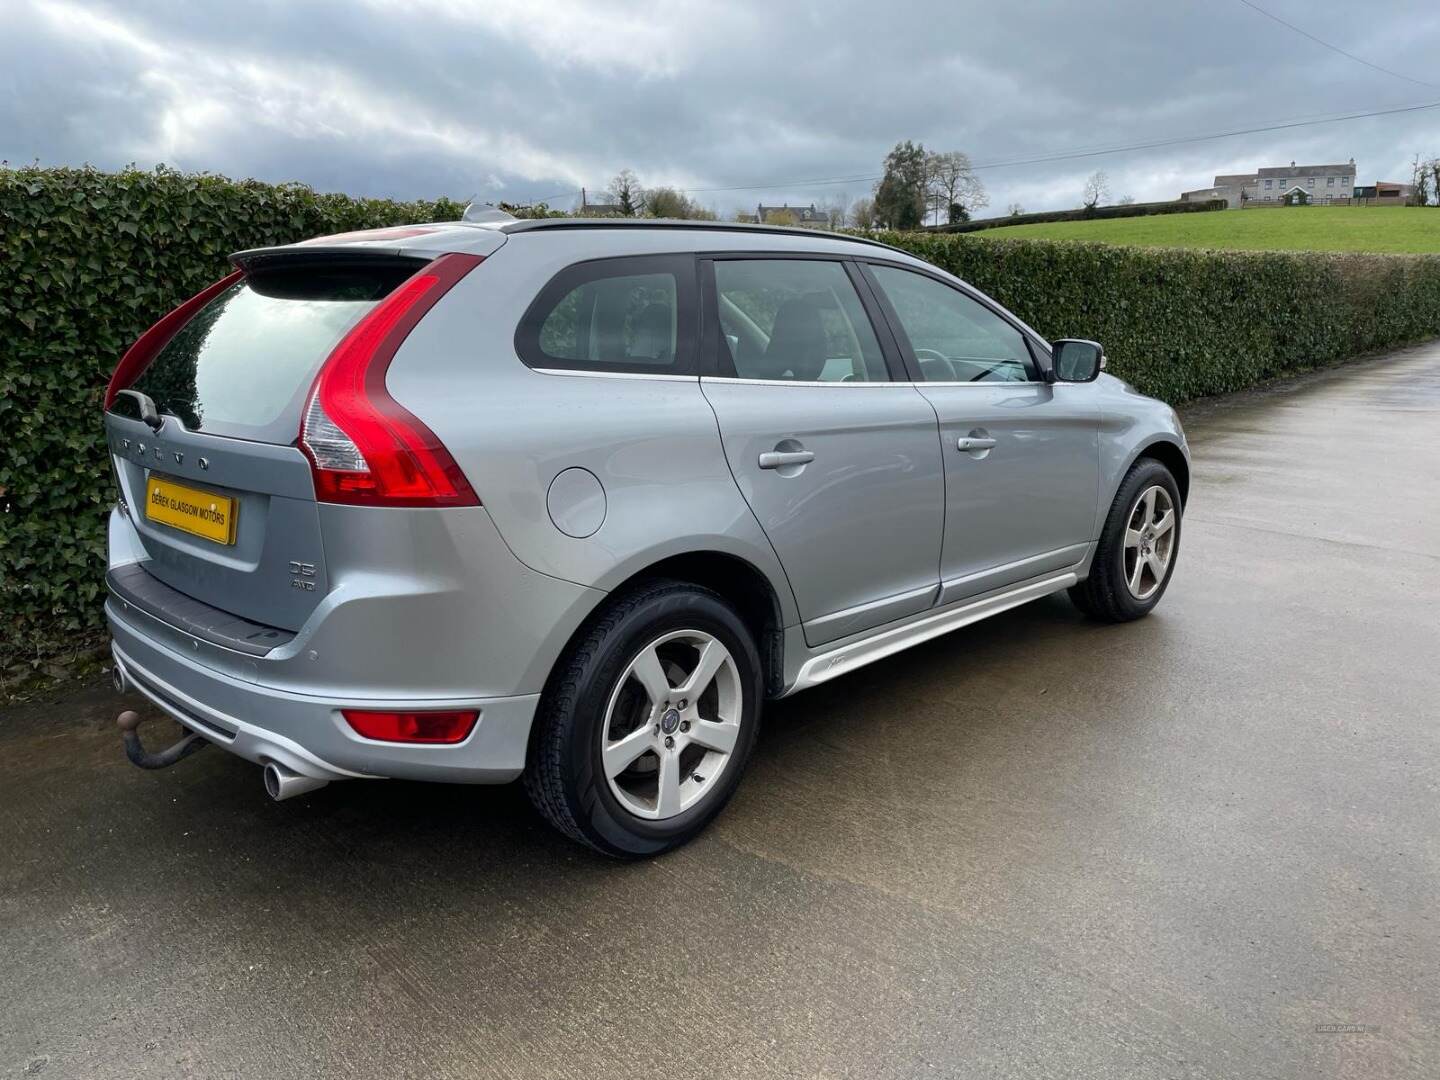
[523,580,762,857]
[1070,458,1182,622]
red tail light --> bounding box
[299,252,482,507]
[104,270,245,410]
[342,708,478,744]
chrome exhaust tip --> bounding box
[112,665,127,694]
[262,762,330,802]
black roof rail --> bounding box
[495,217,910,255]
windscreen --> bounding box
[115,261,420,443]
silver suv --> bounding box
[104,215,1188,856]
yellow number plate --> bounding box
[144,476,238,545]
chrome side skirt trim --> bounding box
[790,572,1077,693]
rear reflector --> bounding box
[104,270,245,410]
[299,252,483,507]
[342,708,479,744]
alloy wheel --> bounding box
[1123,485,1177,600]
[599,629,743,820]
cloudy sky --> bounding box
[4,0,1439,218]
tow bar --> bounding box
[116,709,210,770]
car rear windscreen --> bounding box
[116,261,421,443]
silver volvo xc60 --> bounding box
[103,215,1188,856]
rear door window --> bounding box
[709,259,890,382]
[517,255,697,375]
[118,261,420,442]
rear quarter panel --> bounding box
[384,230,802,627]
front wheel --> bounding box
[1070,458,1182,622]
[523,580,763,858]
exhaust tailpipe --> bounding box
[263,762,329,802]
[112,665,127,694]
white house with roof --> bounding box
[1181,159,1356,208]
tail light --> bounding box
[342,708,478,744]
[299,252,483,507]
[104,270,245,410]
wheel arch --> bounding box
[547,549,791,701]
[1134,438,1190,507]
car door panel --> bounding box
[861,262,1100,603]
[917,384,1099,602]
[701,381,943,645]
[699,256,945,648]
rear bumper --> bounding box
[110,601,538,784]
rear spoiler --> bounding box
[230,223,506,274]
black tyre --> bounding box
[523,579,763,858]
[1069,458,1183,623]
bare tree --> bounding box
[822,196,850,229]
[608,169,644,216]
[926,151,988,225]
[850,197,877,231]
[1082,171,1110,210]
[1117,194,1136,206]
[1417,154,1440,206]
[1006,202,1025,217]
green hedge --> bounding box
[935,198,1227,233]
[2,166,1438,673]
[0,165,466,675]
[880,231,1440,402]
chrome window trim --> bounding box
[531,367,698,383]
[699,376,918,389]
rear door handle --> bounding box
[955,436,997,452]
[758,450,815,469]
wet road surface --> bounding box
[3,344,1438,1079]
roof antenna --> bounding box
[462,201,518,224]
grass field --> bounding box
[975,206,1440,254]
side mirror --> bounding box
[1050,339,1105,383]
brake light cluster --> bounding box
[299,252,483,508]
[342,708,478,744]
[105,250,484,509]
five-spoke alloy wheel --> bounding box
[601,629,743,820]
[524,580,762,858]
[1122,485,1177,601]
[1069,457,1183,622]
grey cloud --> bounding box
[3,0,1438,216]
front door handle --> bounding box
[955,436,997,452]
[758,449,815,470]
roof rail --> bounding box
[494,216,909,255]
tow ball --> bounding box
[116,710,210,770]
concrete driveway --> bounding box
[3,344,1437,1079]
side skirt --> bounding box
[782,571,1078,695]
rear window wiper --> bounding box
[114,388,163,432]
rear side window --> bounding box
[710,259,889,382]
[119,261,419,442]
[517,255,697,375]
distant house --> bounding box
[578,199,624,217]
[1181,159,1357,207]
[754,202,827,227]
